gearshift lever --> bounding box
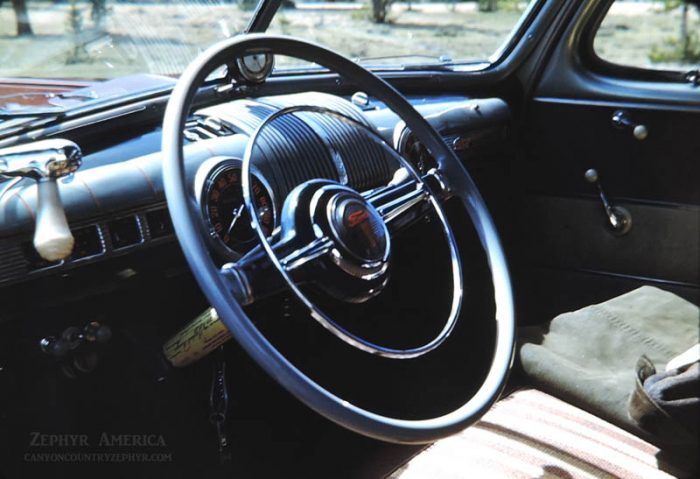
[0,139,82,261]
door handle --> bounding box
[612,110,648,141]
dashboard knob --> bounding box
[62,326,83,350]
[351,91,370,107]
[39,336,70,358]
[584,168,599,183]
[95,324,112,344]
[83,321,111,343]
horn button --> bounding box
[328,195,389,264]
[298,184,392,303]
[274,181,392,303]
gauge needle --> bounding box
[226,206,244,236]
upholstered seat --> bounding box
[389,389,687,479]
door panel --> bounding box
[521,196,699,286]
[515,50,700,323]
[524,100,700,205]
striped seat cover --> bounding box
[389,389,686,479]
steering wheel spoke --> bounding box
[280,235,334,272]
[221,233,334,305]
[369,181,429,226]
[364,170,436,234]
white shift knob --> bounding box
[33,178,74,261]
[0,139,81,262]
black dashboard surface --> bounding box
[0,92,510,290]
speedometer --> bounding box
[198,159,275,258]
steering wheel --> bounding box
[162,34,514,444]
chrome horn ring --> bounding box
[241,105,463,359]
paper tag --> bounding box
[163,308,232,367]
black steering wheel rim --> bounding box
[162,33,515,444]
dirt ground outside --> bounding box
[0,1,697,80]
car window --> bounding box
[266,0,538,69]
[0,0,537,80]
[593,0,700,72]
[0,1,255,79]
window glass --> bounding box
[267,0,537,69]
[0,1,255,79]
[594,0,700,71]
[0,0,537,80]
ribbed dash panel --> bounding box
[301,111,395,191]
[247,108,339,208]
[198,93,398,206]
[0,244,28,284]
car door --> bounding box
[513,0,700,322]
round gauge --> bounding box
[400,130,436,175]
[202,162,275,257]
[234,53,274,84]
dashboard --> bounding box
[0,91,510,288]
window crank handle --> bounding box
[584,169,632,235]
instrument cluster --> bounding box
[395,127,437,175]
[195,158,275,259]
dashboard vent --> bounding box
[184,115,235,142]
[2,206,175,286]
[71,224,105,260]
[145,208,173,239]
[107,216,143,250]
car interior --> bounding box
[0,0,698,477]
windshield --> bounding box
[0,0,534,81]
[267,1,534,69]
[0,1,255,79]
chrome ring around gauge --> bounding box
[234,52,275,84]
[241,105,463,359]
[195,157,276,259]
[393,123,438,175]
